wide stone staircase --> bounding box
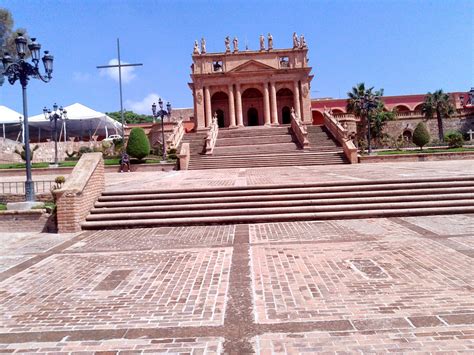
[183,125,347,170]
[82,176,474,230]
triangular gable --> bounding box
[229,60,276,73]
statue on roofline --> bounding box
[233,37,239,52]
[293,32,299,49]
[300,34,307,48]
[193,40,200,55]
[259,34,265,51]
[201,37,206,54]
[267,33,273,50]
[225,36,231,53]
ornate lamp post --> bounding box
[151,98,172,161]
[43,104,67,165]
[1,33,53,202]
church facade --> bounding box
[189,35,313,130]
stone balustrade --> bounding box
[205,116,219,155]
[178,142,190,170]
[54,152,104,233]
[290,109,310,149]
[323,109,358,164]
[166,119,185,150]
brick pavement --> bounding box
[0,216,472,353]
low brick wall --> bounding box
[54,153,105,233]
[0,193,52,204]
[0,210,56,233]
[359,151,474,163]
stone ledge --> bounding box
[0,209,56,232]
[359,151,474,163]
[0,162,176,177]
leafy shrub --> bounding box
[167,148,178,160]
[412,122,430,150]
[14,144,39,162]
[126,127,150,160]
[113,138,124,153]
[102,140,113,150]
[78,146,93,157]
[444,131,464,148]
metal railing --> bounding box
[0,180,55,195]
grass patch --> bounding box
[0,204,7,211]
[0,157,172,169]
[377,147,474,156]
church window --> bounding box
[213,60,223,72]
[279,56,289,68]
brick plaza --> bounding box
[0,213,473,353]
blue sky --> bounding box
[1,0,473,115]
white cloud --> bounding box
[99,58,137,84]
[125,93,163,114]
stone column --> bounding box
[228,84,236,128]
[263,82,271,126]
[235,84,244,127]
[204,86,212,127]
[270,82,278,125]
[293,80,301,119]
[194,86,206,130]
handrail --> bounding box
[323,109,358,164]
[205,113,219,155]
[178,142,190,170]
[290,108,310,149]
[166,118,185,150]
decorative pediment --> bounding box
[229,60,276,73]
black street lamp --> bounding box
[151,98,172,161]
[43,103,67,165]
[1,33,53,202]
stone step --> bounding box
[91,192,474,214]
[212,144,339,155]
[192,151,344,160]
[187,157,347,169]
[82,205,474,229]
[85,176,474,229]
[87,200,474,221]
[216,135,294,146]
[98,183,474,203]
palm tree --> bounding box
[346,83,384,152]
[422,90,455,141]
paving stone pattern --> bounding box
[0,217,473,353]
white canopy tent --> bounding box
[0,105,24,141]
[28,103,122,142]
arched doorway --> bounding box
[403,130,413,142]
[211,91,229,127]
[312,110,324,125]
[282,106,291,124]
[216,109,225,128]
[247,108,259,126]
[276,88,294,124]
[242,88,263,126]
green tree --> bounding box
[0,8,29,58]
[106,110,154,124]
[346,83,388,148]
[370,105,395,146]
[126,127,150,160]
[412,122,430,150]
[422,90,455,141]
[1,8,29,86]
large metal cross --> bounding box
[97,38,143,139]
